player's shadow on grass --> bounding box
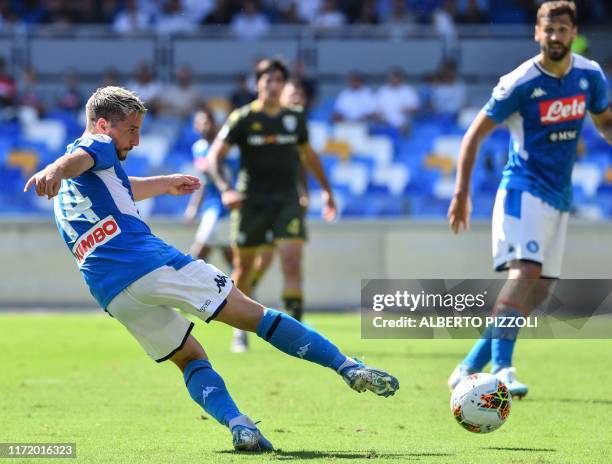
[483,447,556,452]
[218,450,454,460]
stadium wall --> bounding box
[1,219,611,310]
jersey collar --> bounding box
[533,53,575,79]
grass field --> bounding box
[1,312,611,463]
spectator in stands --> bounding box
[456,0,490,24]
[101,68,120,87]
[127,62,162,114]
[56,70,83,113]
[19,67,45,117]
[333,72,376,122]
[0,57,17,120]
[290,59,318,111]
[183,0,216,24]
[381,0,415,25]
[112,0,151,34]
[202,0,233,24]
[160,64,204,119]
[433,0,459,58]
[156,0,197,34]
[375,67,420,134]
[429,61,466,118]
[229,73,257,110]
[312,0,346,29]
[230,0,270,39]
[291,0,322,23]
[353,0,379,24]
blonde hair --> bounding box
[85,86,147,129]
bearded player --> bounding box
[447,1,611,397]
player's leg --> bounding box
[214,286,399,397]
[250,245,275,293]
[230,246,257,352]
[276,239,304,321]
[190,206,220,260]
[107,265,272,451]
[274,201,307,321]
[229,201,272,352]
[170,335,273,451]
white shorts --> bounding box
[106,260,233,362]
[492,189,569,278]
[194,207,230,247]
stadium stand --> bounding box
[1,0,610,218]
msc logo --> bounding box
[214,274,228,293]
[548,130,578,143]
[539,95,585,124]
[71,216,121,266]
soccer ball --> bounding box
[450,373,511,433]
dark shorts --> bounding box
[230,197,306,248]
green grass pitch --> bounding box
[1,312,611,463]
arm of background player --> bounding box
[184,177,206,224]
[207,138,242,209]
[23,148,94,199]
[590,108,612,145]
[448,110,498,234]
[299,143,337,221]
[129,174,200,201]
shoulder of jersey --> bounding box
[82,133,113,145]
[572,53,605,75]
[493,57,541,100]
[228,104,252,122]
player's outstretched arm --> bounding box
[590,108,612,145]
[207,138,242,210]
[23,149,94,199]
[129,175,201,201]
[448,110,497,234]
[299,143,337,221]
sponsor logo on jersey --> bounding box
[282,114,298,132]
[247,134,299,145]
[548,129,578,143]
[72,215,121,266]
[530,87,547,99]
[539,95,586,124]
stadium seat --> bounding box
[330,161,369,196]
[370,163,411,196]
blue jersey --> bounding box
[192,138,228,217]
[484,53,609,211]
[54,134,192,308]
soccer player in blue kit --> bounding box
[447,1,611,397]
[24,86,399,452]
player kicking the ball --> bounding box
[447,1,611,397]
[24,86,398,452]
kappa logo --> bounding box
[202,387,218,404]
[296,343,311,358]
[214,274,228,293]
[251,121,263,131]
[71,215,121,266]
[530,87,547,99]
[539,95,586,124]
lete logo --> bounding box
[539,95,586,125]
[72,215,121,266]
